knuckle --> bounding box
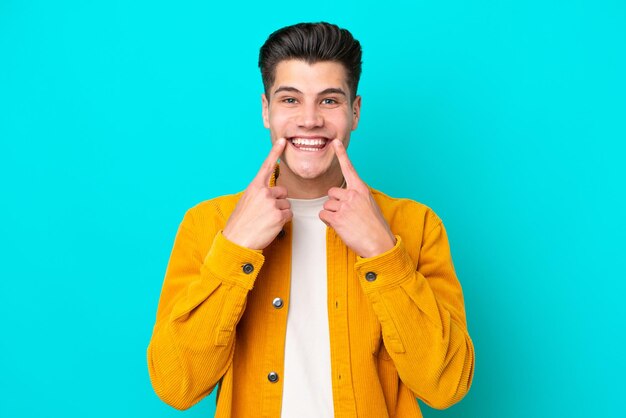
[272,211,283,223]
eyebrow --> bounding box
[272,86,348,97]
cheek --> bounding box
[326,112,351,131]
[269,113,293,133]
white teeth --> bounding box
[291,138,327,146]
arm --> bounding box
[147,139,290,409]
[147,208,265,410]
[320,140,474,408]
[354,215,475,409]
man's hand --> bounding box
[319,140,397,258]
[223,138,292,250]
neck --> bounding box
[276,164,344,199]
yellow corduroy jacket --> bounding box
[147,167,475,417]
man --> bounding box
[147,22,474,417]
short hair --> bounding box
[258,22,362,102]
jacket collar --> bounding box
[269,163,280,187]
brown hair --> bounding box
[258,22,362,102]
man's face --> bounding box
[262,59,361,181]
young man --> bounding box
[147,22,474,417]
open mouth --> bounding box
[287,137,330,152]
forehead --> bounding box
[272,60,349,93]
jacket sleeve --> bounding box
[354,213,474,409]
[147,208,265,410]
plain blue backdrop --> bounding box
[1,1,625,417]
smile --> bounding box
[288,137,330,152]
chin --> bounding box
[283,156,331,180]
[292,163,329,180]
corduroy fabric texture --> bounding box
[147,165,474,417]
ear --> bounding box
[351,95,362,131]
[261,93,270,129]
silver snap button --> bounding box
[267,371,279,383]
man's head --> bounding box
[259,22,362,103]
[258,22,363,195]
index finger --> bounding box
[253,138,287,186]
[332,139,362,188]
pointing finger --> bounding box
[332,139,362,188]
[254,138,287,186]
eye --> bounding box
[322,98,338,105]
[282,97,298,104]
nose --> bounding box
[296,103,324,129]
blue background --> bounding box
[1,1,625,417]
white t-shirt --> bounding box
[280,195,335,418]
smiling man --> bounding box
[147,22,474,418]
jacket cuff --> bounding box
[354,235,416,292]
[201,231,265,290]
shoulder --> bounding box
[181,191,244,228]
[172,192,244,252]
[369,186,443,236]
